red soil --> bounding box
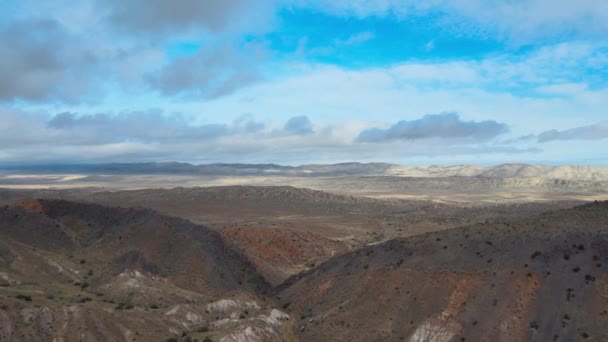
[16,199,45,214]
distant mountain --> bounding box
[0,162,393,177]
[388,163,608,181]
[2,162,608,181]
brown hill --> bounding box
[2,199,270,296]
[0,199,297,341]
[278,201,608,341]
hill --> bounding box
[277,201,608,341]
[0,199,297,341]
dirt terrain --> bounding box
[0,177,607,341]
[0,186,585,254]
[219,225,351,285]
[278,201,608,341]
[0,199,291,341]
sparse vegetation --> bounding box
[16,294,32,302]
[1,180,607,341]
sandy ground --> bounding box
[1,173,607,203]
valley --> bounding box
[1,163,607,341]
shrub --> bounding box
[203,337,213,342]
[197,326,209,333]
[16,294,32,302]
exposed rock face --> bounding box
[0,297,291,342]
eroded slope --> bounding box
[278,201,608,341]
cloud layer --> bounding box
[538,121,608,142]
[46,111,267,144]
[284,116,314,135]
[99,0,272,35]
[0,19,100,102]
[0,110,532,164]
[146,44,262,99]
[356,113,508,143]
[1,1,607,165]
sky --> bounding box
[1,0,608,166]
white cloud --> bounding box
[0,108,533,164]
[188,41,607,135]
[356,113,508,143]
[538,121,608,142]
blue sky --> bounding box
[1,0,608,165]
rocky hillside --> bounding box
[0,199,295,341]
[278,201,608,341]
[1,193,606,341]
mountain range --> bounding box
[2,162,608,181]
